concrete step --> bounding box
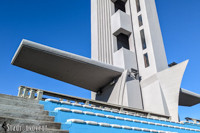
[0,128,69,133]
[0,93,38,104]
[0,116,61,130]
[0,94,68,133]
[23,129,69,133]
[0,111,54,122]
[0,104,49,116]
[0,97,43,110]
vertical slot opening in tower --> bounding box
[117,33,130,50]
[114,0,126,12]
[140,29,147,50]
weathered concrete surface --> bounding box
[0,104,49,116]
[0,94,68,133]
[0,97,43,110]
[0,94,38,103]
[0,111,54,122]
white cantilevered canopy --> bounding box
[179,88,200,106]
[11,39,124,92]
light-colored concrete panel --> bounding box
[141,60,189,121]
[141,80,166,115]
[125,79,143,109]
[113,48,137,70]
[143,0,168,72]
[157,60,189,121]
[94,70,128,104]
[111,10,132,36]
[94,70,143,110]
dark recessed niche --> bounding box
[140,29,147,50]
[136,0,141,12]
[117,33,130,50]
[114,0,126,12]
[144,53,150,68]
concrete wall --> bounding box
[91,0,114,64]
[129,0,168,80]
[90,0,186,121]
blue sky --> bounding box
[0,0,199,120]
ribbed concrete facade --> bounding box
[91,0,114,64]
[91,0,168,78]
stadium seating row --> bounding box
[63,119,178,133]
[39,99,200,132]
[54,107,200,133]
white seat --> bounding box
[110,124,122,128]
[132,127,142,131]
[85,121,98,125]
[122,125,132,130]
[98,122,111,127]
[67,119,85,124]
[71,109,83,114]
[124,118,133,122]
[82,105,93,109]
[95,113,105,117]
[61,101,71,105]
[83,111,95,116]
[115,116,124,120]
[72,103,83,107]
[105,115,115,119]
[55,107,71,112]
[45,98,60,103]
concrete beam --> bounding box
[11,39,124,92]
[179,88,200,106]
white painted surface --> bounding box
[111,10,132,36]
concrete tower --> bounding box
[91,0,187,121]
[91,0,168,76]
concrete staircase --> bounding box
[0,94,68,133]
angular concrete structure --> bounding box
[11,39,123,91]
[111,10,132,36]
[12,0,200,121]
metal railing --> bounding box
[185,117,200,124]
[18,85,171,120]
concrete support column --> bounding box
[59,98,64,101]
[36,90,43,100]
[120,107,124,112]
[29,89,36,99]
[147,113,151,118]
[18,86,24,97]
[66,99,71,103]
[193,119,197,124]
[23,87,29,98]
[85,101,90,105]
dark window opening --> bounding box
[114,0,126,12]
[117,33,130,50]
[138,15,143,27]
[140,29,146,50]
[135,0,141,12]
[168,62,177,67]
[144,53,150,68]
